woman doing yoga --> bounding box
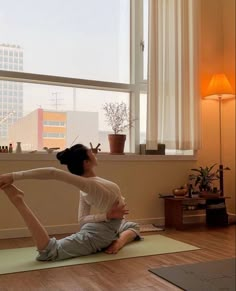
[0,144,140,261]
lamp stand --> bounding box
[205,74,235,197]
[218,95,224,196]
[219,164,224,196]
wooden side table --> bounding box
[163,196,229,230]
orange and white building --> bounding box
[8,108,99,151]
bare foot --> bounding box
[3,185,24,204]
[105,239,124,254]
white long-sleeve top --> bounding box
[13,167,125,227]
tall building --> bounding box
[0,44,24,143]
[9,109,99,151]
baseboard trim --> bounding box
[134,215,206,227]
[132,217,165,226]
[0,213,235,239]
[0,224,80,239]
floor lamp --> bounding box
[204,73,235,196]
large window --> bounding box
[0,0,130,83]
[3,81,130,152]
[0,0,195,155]
[0,0,139,153]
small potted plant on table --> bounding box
[103,101,136,154]
[189,164,229,198]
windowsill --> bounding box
[0,152,197,161]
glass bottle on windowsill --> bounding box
[9,143,13,153]
[15,142,22,153]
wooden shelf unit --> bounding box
[162,196,229,230]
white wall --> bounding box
[0,157,200,238]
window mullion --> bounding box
[0,70,134,93]
[130,0,146,153]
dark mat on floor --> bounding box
[149,258,235,291]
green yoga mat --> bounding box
[0,235,199,275]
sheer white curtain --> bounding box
[146,0,201,150]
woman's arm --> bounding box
[0,167,110,198]
[0,167,61,188]
[1,168,122,217]
[13,168,120,211]
[12,167,90,191]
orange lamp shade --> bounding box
[204,73,234,99]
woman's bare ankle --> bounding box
[3,185,24,204]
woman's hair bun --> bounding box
[56,144,89,175]
[56,148,71,165]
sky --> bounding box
[0,0,129,80]
[0,0,146,132]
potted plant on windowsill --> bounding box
[188,164,230,198]
[103,102,136,154]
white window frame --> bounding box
[0,1,144,153]
[0,0,196,161]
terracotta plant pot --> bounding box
[108,134,126,154]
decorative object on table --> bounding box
[189,164,230,197]
[159,193,174,198]
[103,101,136,154]
[89,142,101,154]
[188,183,194,198]
[172,185,188,197]
[15,142,22,153]
[203,73,235,196]
[43,147,60,154]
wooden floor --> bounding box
[0,225,235,290]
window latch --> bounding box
[140,40,145,52]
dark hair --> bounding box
[56,144,89,176]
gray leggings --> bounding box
[37,220,140,261]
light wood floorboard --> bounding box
[0,225,235,290]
